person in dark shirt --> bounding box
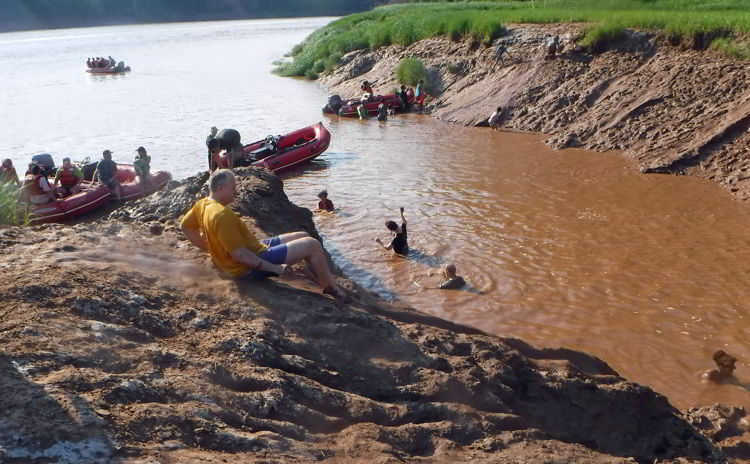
[317,190,334,212]
[398,85,410,112]
[439,263,466,290]
[207,128,243,170]
[376,207,408,255]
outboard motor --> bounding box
[323,94,343,114]
[31,153,55,176]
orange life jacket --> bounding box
[24,174,47,196]
[58,167,79,187]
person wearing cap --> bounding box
[0,159,21,188]
[134,146,152,190]
[93,150,122,201]
[53,157,84,196]
[207,128,243,170]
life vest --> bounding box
[58,167,79,187]
[24,174,47,196]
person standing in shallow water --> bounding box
[376,207,408,255]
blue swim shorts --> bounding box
[239,236,288,280]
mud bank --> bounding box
[1,167,749,462]
[320,24,750,200]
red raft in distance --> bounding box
[323,94,405,117]
[217,122,331,173]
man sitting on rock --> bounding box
[180,169,347,300]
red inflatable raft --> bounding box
[324,94,403,117]
[217,122,330,173]
[114,165,172,201]
[29,183,111,225]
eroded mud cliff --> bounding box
[320,24,750,200]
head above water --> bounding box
[496,106,502,113]
[209,169,236,204]
[443,263,457,278]
[317,189,328,199]
[385,220,398,232]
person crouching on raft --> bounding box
[375,207,408,255]
[180,169,347,300]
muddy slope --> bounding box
[2,167,749,463]
[320,24,750,200]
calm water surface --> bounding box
[3,19,750,411]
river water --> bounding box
[3,19,750,411]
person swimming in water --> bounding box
[317,189,334,212]
[703,349,737,383]
[439,263,466,289]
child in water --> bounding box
[375,207,408,255]
[439,263,466,290]
[317,190,334,212]
[703,350,737,383]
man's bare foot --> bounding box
[323,285,349,303]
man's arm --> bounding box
[400,207,407,225]
[181,225,207,251]
[375,237,393,250]
[230,247,284,275]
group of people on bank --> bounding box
[0,147,153,205]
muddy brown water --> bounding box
[283,115,750,411]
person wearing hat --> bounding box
[93,150,122,201]
[134,146,152,190]
[53,157,84,197]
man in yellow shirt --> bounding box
[180,169,346,299]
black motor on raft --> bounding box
[322,95,343,114]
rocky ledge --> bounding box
[320,23,750,201]
[1,168,748,463]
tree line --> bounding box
[1,0,383,32]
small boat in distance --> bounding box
[86,56,131,74]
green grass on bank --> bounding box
[274,0,750,79]
[0,184,31,226]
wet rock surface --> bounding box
[320,24,750,201]
[0,168,745,462]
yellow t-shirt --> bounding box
[180,198,268,277]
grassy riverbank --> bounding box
[275,0,750,78]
